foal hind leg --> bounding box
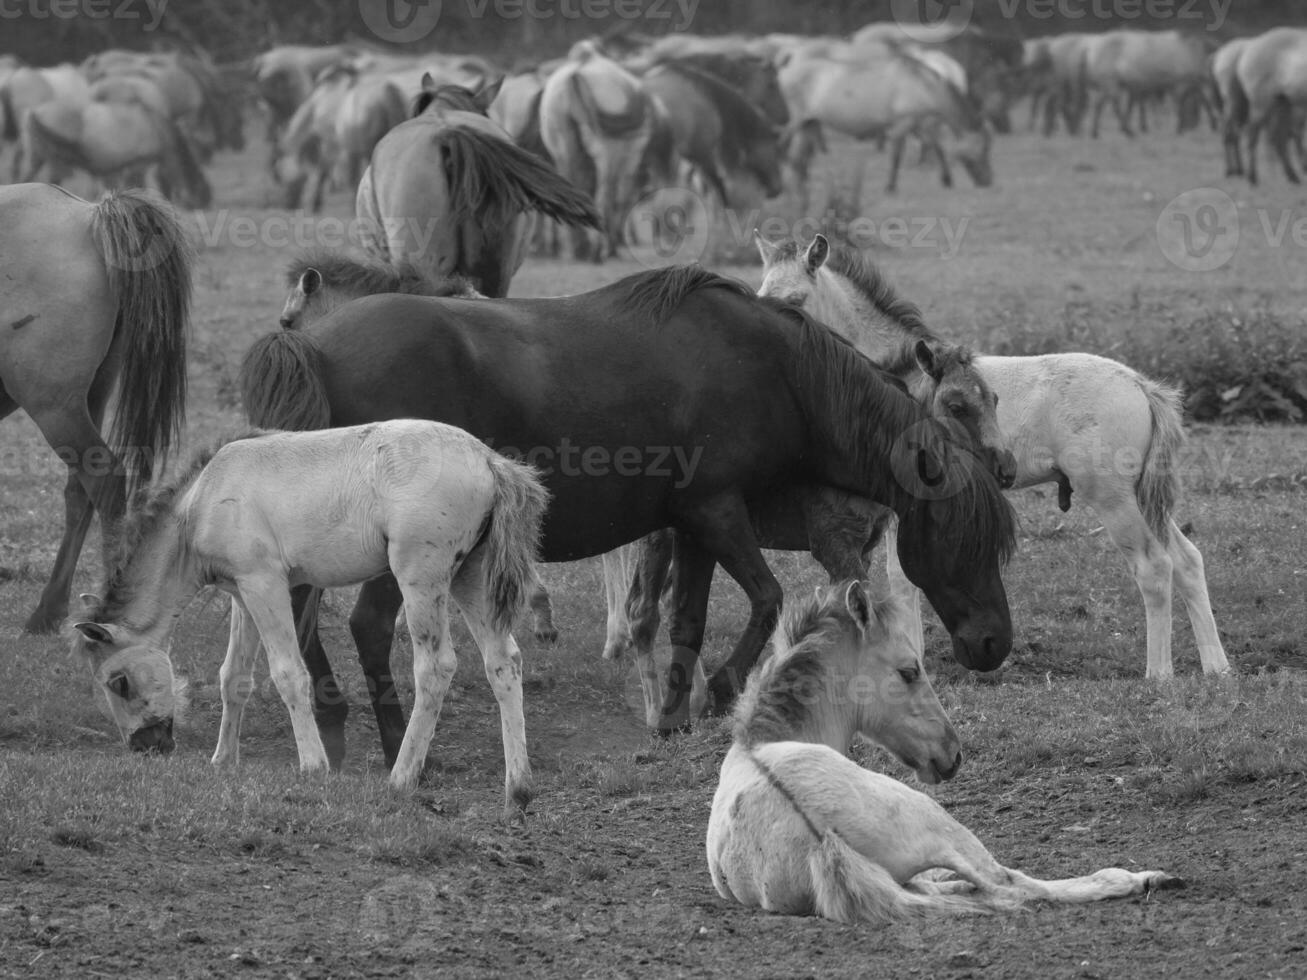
[350,574,408,768]
[291,584,349,770]
[1096,497,1177,678]
[451,550,532,820]
[1166,519,1230,675]
[387,566,456,793]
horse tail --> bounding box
[568,71,648,137]
[0,82,16,143]
[1136,377,1185,544]
[153,110,213,209]
[1223,65,1250,131]
[810,830,1010,924]
[437,125,601,231]
[479,453,549,635]
[239,329,332,431]
[91,189,194,497]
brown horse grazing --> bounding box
[1226,27,1307,184]
[0,184,192,633]
[356,75,601,297]
[239,267,1016,762]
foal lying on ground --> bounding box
[70,420,547,818]
[707,582,1182,923]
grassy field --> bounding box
[1,113,1307,978]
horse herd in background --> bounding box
[3,16,1286,926]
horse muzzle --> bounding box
[920,750,963,785]
[129,718,175,755]
[952,630,1010,672]
[991,448,1018,489]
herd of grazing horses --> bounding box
[7,18,1286,925]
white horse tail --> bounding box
[480,454,550,634]
[1136,377,1185,543]
[810,831,1011,923]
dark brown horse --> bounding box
[0,184,191,632]
[240,268,1015,761]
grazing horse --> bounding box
[239,266,1016,761]
[540,40,656,260]
[1,63,92,181]
[71,421,547,818]
[1226,27,1307,184]
[708,581,1183,923]
[640,56,784,206]
[602,234,1016,724]
[753,236,1229,680]
[0,184,191,634]
[1082,30,1217,139]
[251,44,360,181]
[24,93,213,208]
[356,75,600,297]
[777,39,993,196]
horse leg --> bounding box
[1270,101,1302,184]
[385,559,455,793]
[236,576,331,772]
[1166,519,1230,675]
[659,531,716,734]
[450,551,532,820]
[601,544,640,662]
[1246,115,1265,185]
[527,566,557,643]
[350,574,408,768]
[1095,497,1176,679]
[887,133,906,194]
[212,597,261,767]
[883,521,926,662]
[676,495,784,713]
[291,584,348,770]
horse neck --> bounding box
[740,645,859,754]
[111,517,201,642]
[816,269,930,379]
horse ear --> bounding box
[72,621,115,645]
[301,268,321,296]
[843,581,873,633]
[914,339,944,382]
[475,75,505,111]
[804,234,829,274]
[78,592,102,609]
[754,229,782,266]
[420,71,436,92]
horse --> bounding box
[539,40,656,261]
[238,266,1016,761]
[601,234,1016,725]
[0,63,91,181]
[0,184,192,633]
[24,92,213,208]
[751,236,1230,680]
[639,55,784,206]
[1225,28,1307,184]
[777,40,993,196]
[70,420,547,818]
[707,580,1183,923]
[1031,33,1095,136]
[1081,30,1217,139]
[355,75,600,297]
[251,44,360,181]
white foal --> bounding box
[707,582,1183,923]
[71,420,547,818]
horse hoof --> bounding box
[654,722,693,739]
[534,626,559,645]
[1149,873,1186,891]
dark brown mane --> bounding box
[648,58,778,167]
[411,82,485,118]
[90,432,263,625]
[615,265,753,326]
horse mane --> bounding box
[411,82,485,118]
[778,302,1015,570]
[650,57,777,167]
[89,432,263,625]
[613,265,753,326]
[733,583,896,747]
[285,249,477,298]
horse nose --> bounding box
[995,449,1018,489]
[129,718,175,754]
[278,316,293,329]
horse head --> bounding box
[71,621,179,754]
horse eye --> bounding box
[949,402,967,416]
[897,667,920,685]
[106,672,132,701]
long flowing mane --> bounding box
[650,58,777,167]
[734,585,893,746]
[286,249,477,298]
[89,433,261,625]
[777,302,1016,570]
[613,265,753,325]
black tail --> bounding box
[239,329,332,431]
